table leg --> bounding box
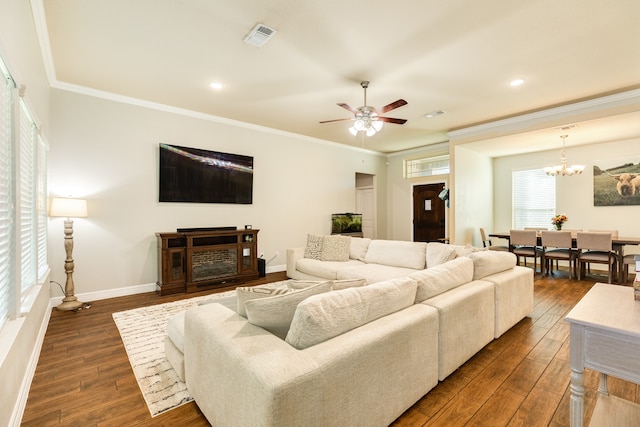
[614,243,624,283]
[570,367,585,427]
[598,372,609,396]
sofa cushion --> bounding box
[320,235,351,261]
[285,277,418,349]
[409,257,474,302]
[364,240,427,270]
[349,237,372,260]
[426,242,457,268]
[287,278,367,291]
[336,263,421,284]
[244,281,333,339]
[468,250,517,280]
[166,312,186,352]
[236,284,291,317]
[296,258,365,280]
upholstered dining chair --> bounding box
[585,229,619,275]
[480,228,509,251]
[510,230,542,273]
[541,231,577,278]
[622,251,640,282]
[576,232,617,283]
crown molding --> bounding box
[448,88,640,144]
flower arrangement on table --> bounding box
[551,214,568,230]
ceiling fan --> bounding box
[320,81,407,136]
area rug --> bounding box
[112,290,236,417]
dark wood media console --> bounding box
[156,229,259,295]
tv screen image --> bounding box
[159,143,253,204]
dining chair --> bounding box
[510,230,542,273]
[576,232,617,283]
[541,231,577,278]
[585,229,619,275]
[480,228,509,251]
[622,251,640,282]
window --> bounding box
[512,169,556,229]
[0,54,48,331]
[404,154,450,178]
[0,57,15,329]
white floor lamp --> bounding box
[49,197,88,311]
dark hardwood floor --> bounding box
[21,269,639,426]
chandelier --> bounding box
[543,135,585,176]
[348,107,384,136]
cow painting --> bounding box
[593,161,640,206]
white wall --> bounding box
[47,89,388,296]
[452,145,493,246]
[493,137,640,237]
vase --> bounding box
[555,224,562,231]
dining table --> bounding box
[488,231,640,282]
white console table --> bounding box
[565,283,640,427]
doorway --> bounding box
[413,183,446,242]
[355,173,376,239]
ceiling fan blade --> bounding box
[378,116,407,125]
[319,118,353,124]
[337,103,359,114]
[378,99,407,113]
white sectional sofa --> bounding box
[176,236,533,426]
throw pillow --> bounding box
[236,285,291,317]
[332,278,367,290]
[285,277,418,350]
[287,278,367,291]
[320,235,351,261]
[244,281,333,339]
[426,242,457,268]
[451,244,487,258]
[349,237,372,260]
[304,234,323,259]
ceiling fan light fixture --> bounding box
[372,120,383,132]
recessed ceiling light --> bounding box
[509,78,525,87]
[424,110,445,118]
[209,82,223,90]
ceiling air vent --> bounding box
[243,23,277,47]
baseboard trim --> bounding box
[49,264,286,306]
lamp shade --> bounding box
[49,197,88,218]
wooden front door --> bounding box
[413,184,446,242]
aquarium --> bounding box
[331,213,362,234]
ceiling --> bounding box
[35,0,640,155]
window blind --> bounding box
[19,100,37,295]
[37,134,48,279]
[512,169,556,229]
[0,60,15,328]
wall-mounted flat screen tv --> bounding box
[159,143,253,204]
